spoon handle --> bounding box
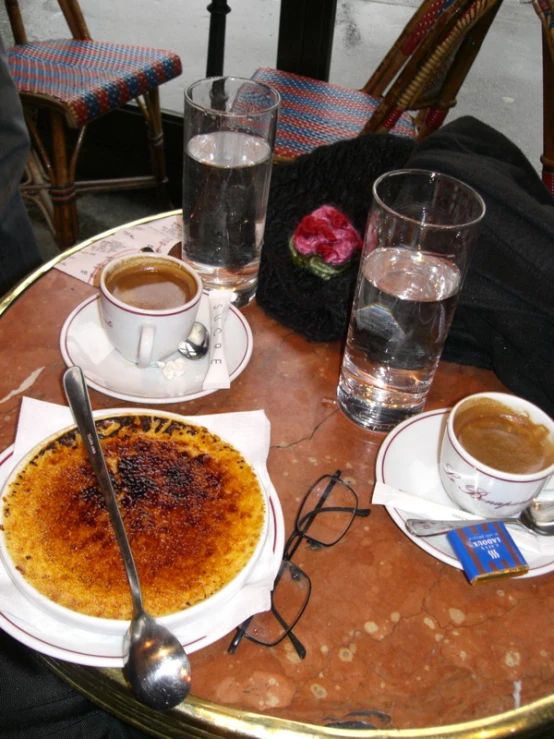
[405,518,520,536]
[63,365,142,609]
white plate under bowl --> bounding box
[0,409,269,638]
[0,444,282,666]
[59,292,253,403]
[375,408,554,579]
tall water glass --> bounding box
[337,169,486,432]
[182,77,280,307]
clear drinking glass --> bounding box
[337,169,486,433]
[181,77,280,308]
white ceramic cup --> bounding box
[439,392,554,518]
[99,253,202,368]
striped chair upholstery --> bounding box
[252,68,416,161]
[8,40,182,129]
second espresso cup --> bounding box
[99,253,202,368]
[440,392,554,518]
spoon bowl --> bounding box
[124,612,192,709]
[406,499,554,537]
[63,365,192,709]
[178,321,209,360]
[520,500,554,534]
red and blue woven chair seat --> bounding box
[8,39,182,128]
[252,68,416,159]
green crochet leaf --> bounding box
[288,238,351,280]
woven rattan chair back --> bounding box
[4,0,182,248]
[532,0,554,194]
[363,0,502,135]
[253,0,503,161]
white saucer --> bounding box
[60,292,253,403]
[376,408,554,578]
[0,442,284,667]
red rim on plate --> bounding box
[59,292,253,404]
[0,414,284,666]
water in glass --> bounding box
[338,246,461,431]
[182,130,272,306]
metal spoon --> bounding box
[406,500,554,537]
[178,321,209,360]
[63,365,192,710]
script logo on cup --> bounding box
[99,253,202,368]
[439,392,554,518]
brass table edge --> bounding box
[0,209,182,318]
[42,656,554,739]
[3,210,553,738]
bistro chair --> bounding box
[4,0,182,249]
[532,0,554,195]
[252,0,503,162]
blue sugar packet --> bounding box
[447,521,529,584]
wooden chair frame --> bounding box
[532,0,554,194]
[5,0,177,249]
[360,0,503,138]
[257,0,503,163]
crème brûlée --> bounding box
[1,414,266,621]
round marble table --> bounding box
[1,215,554,739]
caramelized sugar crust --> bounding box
[2,415,265,620]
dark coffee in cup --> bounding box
[105,256,198,311]
[453,397,554,475]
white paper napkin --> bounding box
[0,398,283,658]
[373,480,554,555]
[202,290,233,390]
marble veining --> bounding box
[0,366,44,404]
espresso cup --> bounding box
[99,253,202,368]
[440,392,554,518]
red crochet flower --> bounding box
[290,205,362,279]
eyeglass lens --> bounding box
[242,560,310,646]
[296,473,358,546]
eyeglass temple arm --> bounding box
[271,604,307,659]
[227,615,306,660]
[227,617,252,654]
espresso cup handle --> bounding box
[138,324,155,368]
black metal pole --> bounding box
[206,0,231,77]
[277,0,337,81]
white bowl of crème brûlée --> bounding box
[0,409,268,635]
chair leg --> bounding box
[142,88,172,209]
[541,31,554,196]
[20,149,55,236]
[50,111,79,249]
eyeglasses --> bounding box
[227,470,371,659]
